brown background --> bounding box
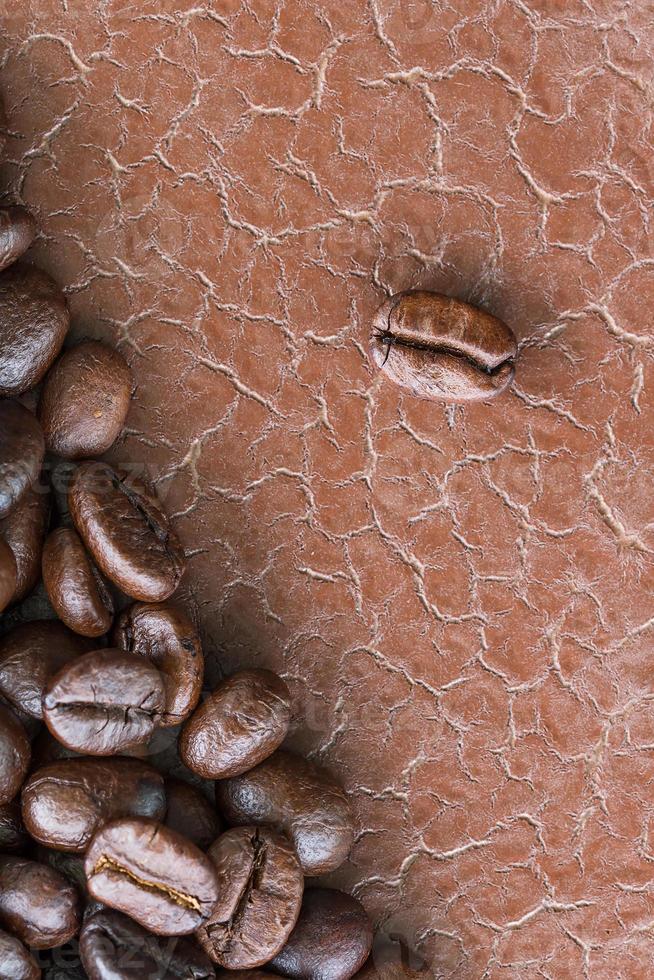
[2,1,654,976]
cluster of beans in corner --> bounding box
[0,206,377,980]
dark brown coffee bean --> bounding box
[0,265,70,397]
[0,800,29,853]
[80,908,216,980]
[38,341,133,459]
[69,462,185,602]
[270,889,373,980]
[42,527,113,637]
[0,401,45,519]
[180,670,290,780]
[0,207,37,274]
[0,855,80,948]
[0,706,30,805]
[164,777,221,851]
[22,757,166,852]
[196,826,303,970]
[0,484,50,605]
[0,926,41,980]
[85,818,220,936]
[113,602,202,727]
[216,751,354,876]
[43,648,165,755]
[0,620,93,720]
[370,291,516,402]
[0,536,17,613]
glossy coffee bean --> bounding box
[0,401,45,519]
[0,926,41,980]
[0,264,70,397]
[196,826,303,970]
[271,889,373,980]
[38,341,133,459]
[216,750,354,876]
[370,291,517,403]
[85,818,220,936]
[180,669,290,780]
[0,706,30,804]
[113,602,203,727]
[42,527,113,637]
[0,484,50,604]
[164,777,222,851]
[69,462,185,602]
[22,757,166,852]
[0,207,37,273]
[80,908,216,980]
[0,800,29,853]
[0,620,93,719]
[43,648,165,755]
[0,536,17,613]
[0,855,80,948]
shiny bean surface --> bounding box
[0,401,44,520]
[0,855,80,949]
[42,527,113,637]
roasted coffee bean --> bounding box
[370,291,517,402]
[0,484,50,604]
[164,777,221,851]
[180,669,290,780]
[0,800,29,852]
[85,818,220,936]
[0,926,41,980]
[196,826,303,970]
[0,855,80,948]
[0,401,45,520]
[80,908,216,980]
[22,757,166,852]
[69,462,185,602]
[42,527,113,637]
[0,620,93,720]
[0,207,37,274]
[113,602,202,727]
[38,341,133,459]
[0,264,70,398]
[270,889,373,980]
[0,536,17,613]
[0,706,30,805]
[216,751,354,876]
[43,648,165,755]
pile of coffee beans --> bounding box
[0,207,375,980]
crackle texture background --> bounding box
[1,1,654,977]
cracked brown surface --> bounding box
[1,2,653,976]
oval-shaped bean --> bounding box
[0,484,50,605]
[38,341,132,459]
[113,602,203,727]
[42,527,113,637]
[0,800,29,853]
[43,648,165,755]
[0,855,80,949]
[180,669,290,779]
[0,537,17,613]
[0,265,69,397]
[22,757,166,852]
[69,462,185,602]
[0,207,36,273]
[0,401,44,520]
[0,706,30,805]
[216,751,354,876]
[85,818,220,936]
[0,927,41,980]
[164,777,221,851]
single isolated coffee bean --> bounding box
[0,926,41,980]
[42,527,114,637]
[181,669,291,780]
[22,757,166,852]
[0,855,80,948]
[80,908,216,980]
[113,602,203,727]
[0,264,70,397]
[370,290,517,402]
[164,777,222,851]
[38,341,133,459]
[271,888,373,980]
[196,826,303,970]
[43,648,165,755]
[0,484,50,605]
[0,401,45,519]
[0,705,30,804]
[216,750,354,876]
[0,800,29,853]
[0,207,37,273]
[0,536,17,613]
[69,461,185,602]
[85,818,220,936]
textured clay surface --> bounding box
[1,3,653,977]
